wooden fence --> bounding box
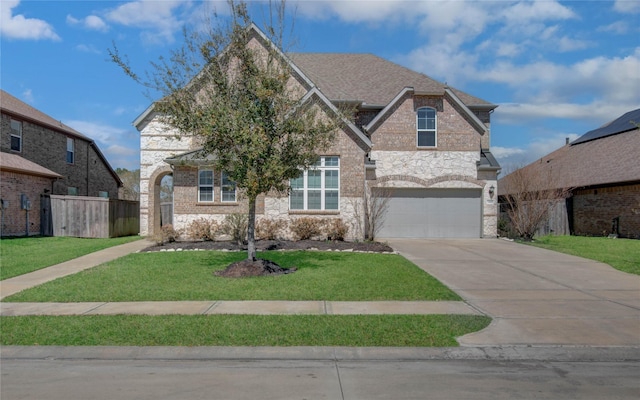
[48,195,139,238]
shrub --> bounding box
[221,213,248,245]
[255,218,287,240]
[186,218,219,241]
[324,218,349,241]
[153,224,180,245]
[290,217,323,241]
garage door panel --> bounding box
[378,188,481,238]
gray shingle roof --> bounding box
[0,90,90,141]
[0,152,63,178]
[288,53,493,108]
[572,108,640,145]
[499,113,640,194]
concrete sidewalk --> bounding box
[0,300,480,316]
[388,239,640,347]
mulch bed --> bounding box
[141,239,394,253]
[141,239,395,278]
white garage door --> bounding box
[377,188,482,238]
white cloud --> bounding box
[500,0,577,25]
[67,14,109,32]
[494,102,635,126]
[0,0,60,41]
[614,0,640,14]
[21,88,34,103]
[597,21,629,34]
[75,44,101,54]
[64,120,129,145]
[494,133,581,173]
[105,0,190,44]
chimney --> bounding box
[565,137,570,145]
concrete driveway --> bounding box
[388,239,640,347]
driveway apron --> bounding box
[388,239,640,347]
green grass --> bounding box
[527,235,640,275]
[4,251,459,302]
[0,236,142,280]
[0,314,491,347]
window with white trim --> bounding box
[221,172,236,202]
[66,137,75,164]
[10,119,22,152]
[198,169,214,202]
[290,156,339,211]
[417,107,437,147]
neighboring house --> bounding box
[136,24,500,239]
[1,90,123,236]
[499,108,640,239]
[0,152,62,236]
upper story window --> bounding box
[417,107,437,147]
[10,119,22,152]
[66,137,75,164]
[290,156,339,211]
[198,169,214,202]
[221,172,236,202]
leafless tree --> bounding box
[500,165,571,240]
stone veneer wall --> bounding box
[370,150,498,237]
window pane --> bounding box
[324,157,339,167]
[308,170,321,189]
[67,151,74,164]
[325,170,338,189]
[199,170,213,185]
[199,187,213,202]
[427,118,435,130]
[290,174,303,189]
[10,135,21,151]
[418,131,436,147]
[307,190,321,209]
[325,190,339,210]
[222,189,235,202]
[418,118,427,130]
[290,190,304,209]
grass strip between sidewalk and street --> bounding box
[0,314,491,347]
[526,235,640,275]
[4,251,460,302]
[0,236,142,280]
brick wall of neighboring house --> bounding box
[0,170,53,236]
[1,113,119,198]
[572,184,640,239]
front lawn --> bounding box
[0,314,490,347]
[527,235,640,275]
[0,236,142,280]
[4,251,459,302]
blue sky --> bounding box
[2,0,639,172]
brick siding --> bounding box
[573,184,640,239]
[1,113,119,198]
[0,170,53,236]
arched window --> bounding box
[417,107,437,147]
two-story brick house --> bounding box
[136,24,500,239]
[1,89,122,236]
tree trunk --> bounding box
[247,197,257,261]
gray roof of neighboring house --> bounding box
[499,110,640,194]
[288,53,494,108]
[1,90,122,186]
[0,152,63,179]
[572,108,640,145]
[1,90,90,141]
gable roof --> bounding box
[1,90,122,187]
[0,152,63,179]
[572,108,640,145]
[499,110,640,194]
[287,53,494,108]
[1,90,90,141]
